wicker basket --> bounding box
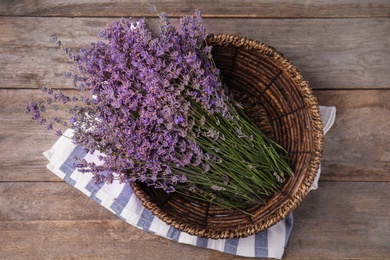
[130,34,324,239]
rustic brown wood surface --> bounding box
[1,0,389,18]
[1,1,389,259]
[1,17,390,89]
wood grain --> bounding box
[1,0,389,18]
[1,17,389,89]
[0,220,212,260]
[0,89,71,182]
[0,182,115,221]
[2,89,390,182]
[285,182,390,259]
[315,90,390,182]
[0,182,388,259]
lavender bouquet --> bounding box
[26,11,293,211]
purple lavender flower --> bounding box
[26,10,293,210]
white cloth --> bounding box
[44,106,336,259]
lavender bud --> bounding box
[49,36,57,43]
[211,185,226,191]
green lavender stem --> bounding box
[171,98,293,211]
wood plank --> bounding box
[0,182,389,259]
[1,0,389,18]
[1,89,390,182]
[1,17,389,89]
[0,220,212,260]
[315,90,390,182]
[285,182,390,259]
[0,182,115,221]
[0,89,69,182]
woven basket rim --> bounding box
[131,33,324,239]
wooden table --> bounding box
[1,1,389,259]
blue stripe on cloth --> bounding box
[196,237,209,248]
[85,178,104,204]
[167,226,181,241]
[285,213,293,246]
[137,209,155,230]
[224,238,239,254]
[110,183,133,215]
[254,229,268,257]
[59,146,87,186]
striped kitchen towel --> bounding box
[44,106,336,259]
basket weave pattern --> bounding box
[130,34,324,239]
